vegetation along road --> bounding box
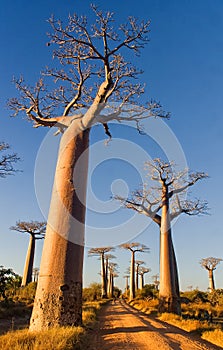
[91,301,222,350]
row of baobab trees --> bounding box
[88,244,152,300]
[0,5,216,330]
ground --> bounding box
[90,300,222,350]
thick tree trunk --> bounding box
[159,199,181,315]
[107,271,113,298]
[30,124,89,331]
[208,270,215,292]
[101,253,107,298]
[21,234,35,286]
[129,251,135,300]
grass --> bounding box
[202,328,223,348]
[0,300,106,350]
[0,327,85,350]
[129,298,159,315]
[158,312,213,333]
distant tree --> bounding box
[0,266,18,300]
[10,221,46,286]
[82,282,101,302]
[32,268,40,283]
[88,246,114,298]
[119,243,149,300]
[138,266,150,289]
[152,274,160,291]
[123,274,130,294]
[0,142,20,178]
[200,257,222,292]
[117,158,208,314]
[104,253,116,292]
[135,260,144,290]
[107,262,118,298]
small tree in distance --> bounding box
[88,246,114,298]
[10,221,46,286]
[119,242,149,300]
[200,257,222,292]
[116,158,208,315]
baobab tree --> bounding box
[10,221,46,286]
[88,246,114,298]
[138,266,150,289]
[107,262,118,298]
[116,158,208,314]
[32,268,40,283]
[104,254,116,293]
[8,6,167,330]
[119,243,149,300]
[152,274,160,291]
[123,274,130,294]
[200,257,222,292]
[0,142,19,178]
[135,260,144,290]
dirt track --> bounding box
[90,300,222,350]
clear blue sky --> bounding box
[1,0,223,292]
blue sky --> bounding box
[1,0,223,292]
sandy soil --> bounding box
[90,300,222,350]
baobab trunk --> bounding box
[101,253,107,298]
[208,270,215,292]
[140,274,144,290]
[21,234,35,286]
[136,264,139,290]
[159,199,181,315]
[30,123,89,331]
[130,252,135,300]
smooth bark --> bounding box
[30,125,89,330]
[208,270,215,292]
[21,234,35,286]
[159,198,181,314]
[130,251,135,300]
[101,253,107,298]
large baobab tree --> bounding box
[8,6,167,330]
[88,246,114,298]
[117,158,208,314]
[10,221,46,286]
[0,142,20,178]
[138,266,150,290]
[119,243,149,300]
[200,257,222,292]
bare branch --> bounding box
[0,142,20,178]
[200,257,222,271]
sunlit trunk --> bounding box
[136,264,139,290]
[208,270,215,292]
[129,251,135,300]
[140,274,144,290]
[21,234,35,286]
[125,276,129,293]
[30,125,89,331]
[159,191,181,315]
[101,253,107,298]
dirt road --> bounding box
[90,300,222,350]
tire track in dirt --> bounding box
[90,300,222,350]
